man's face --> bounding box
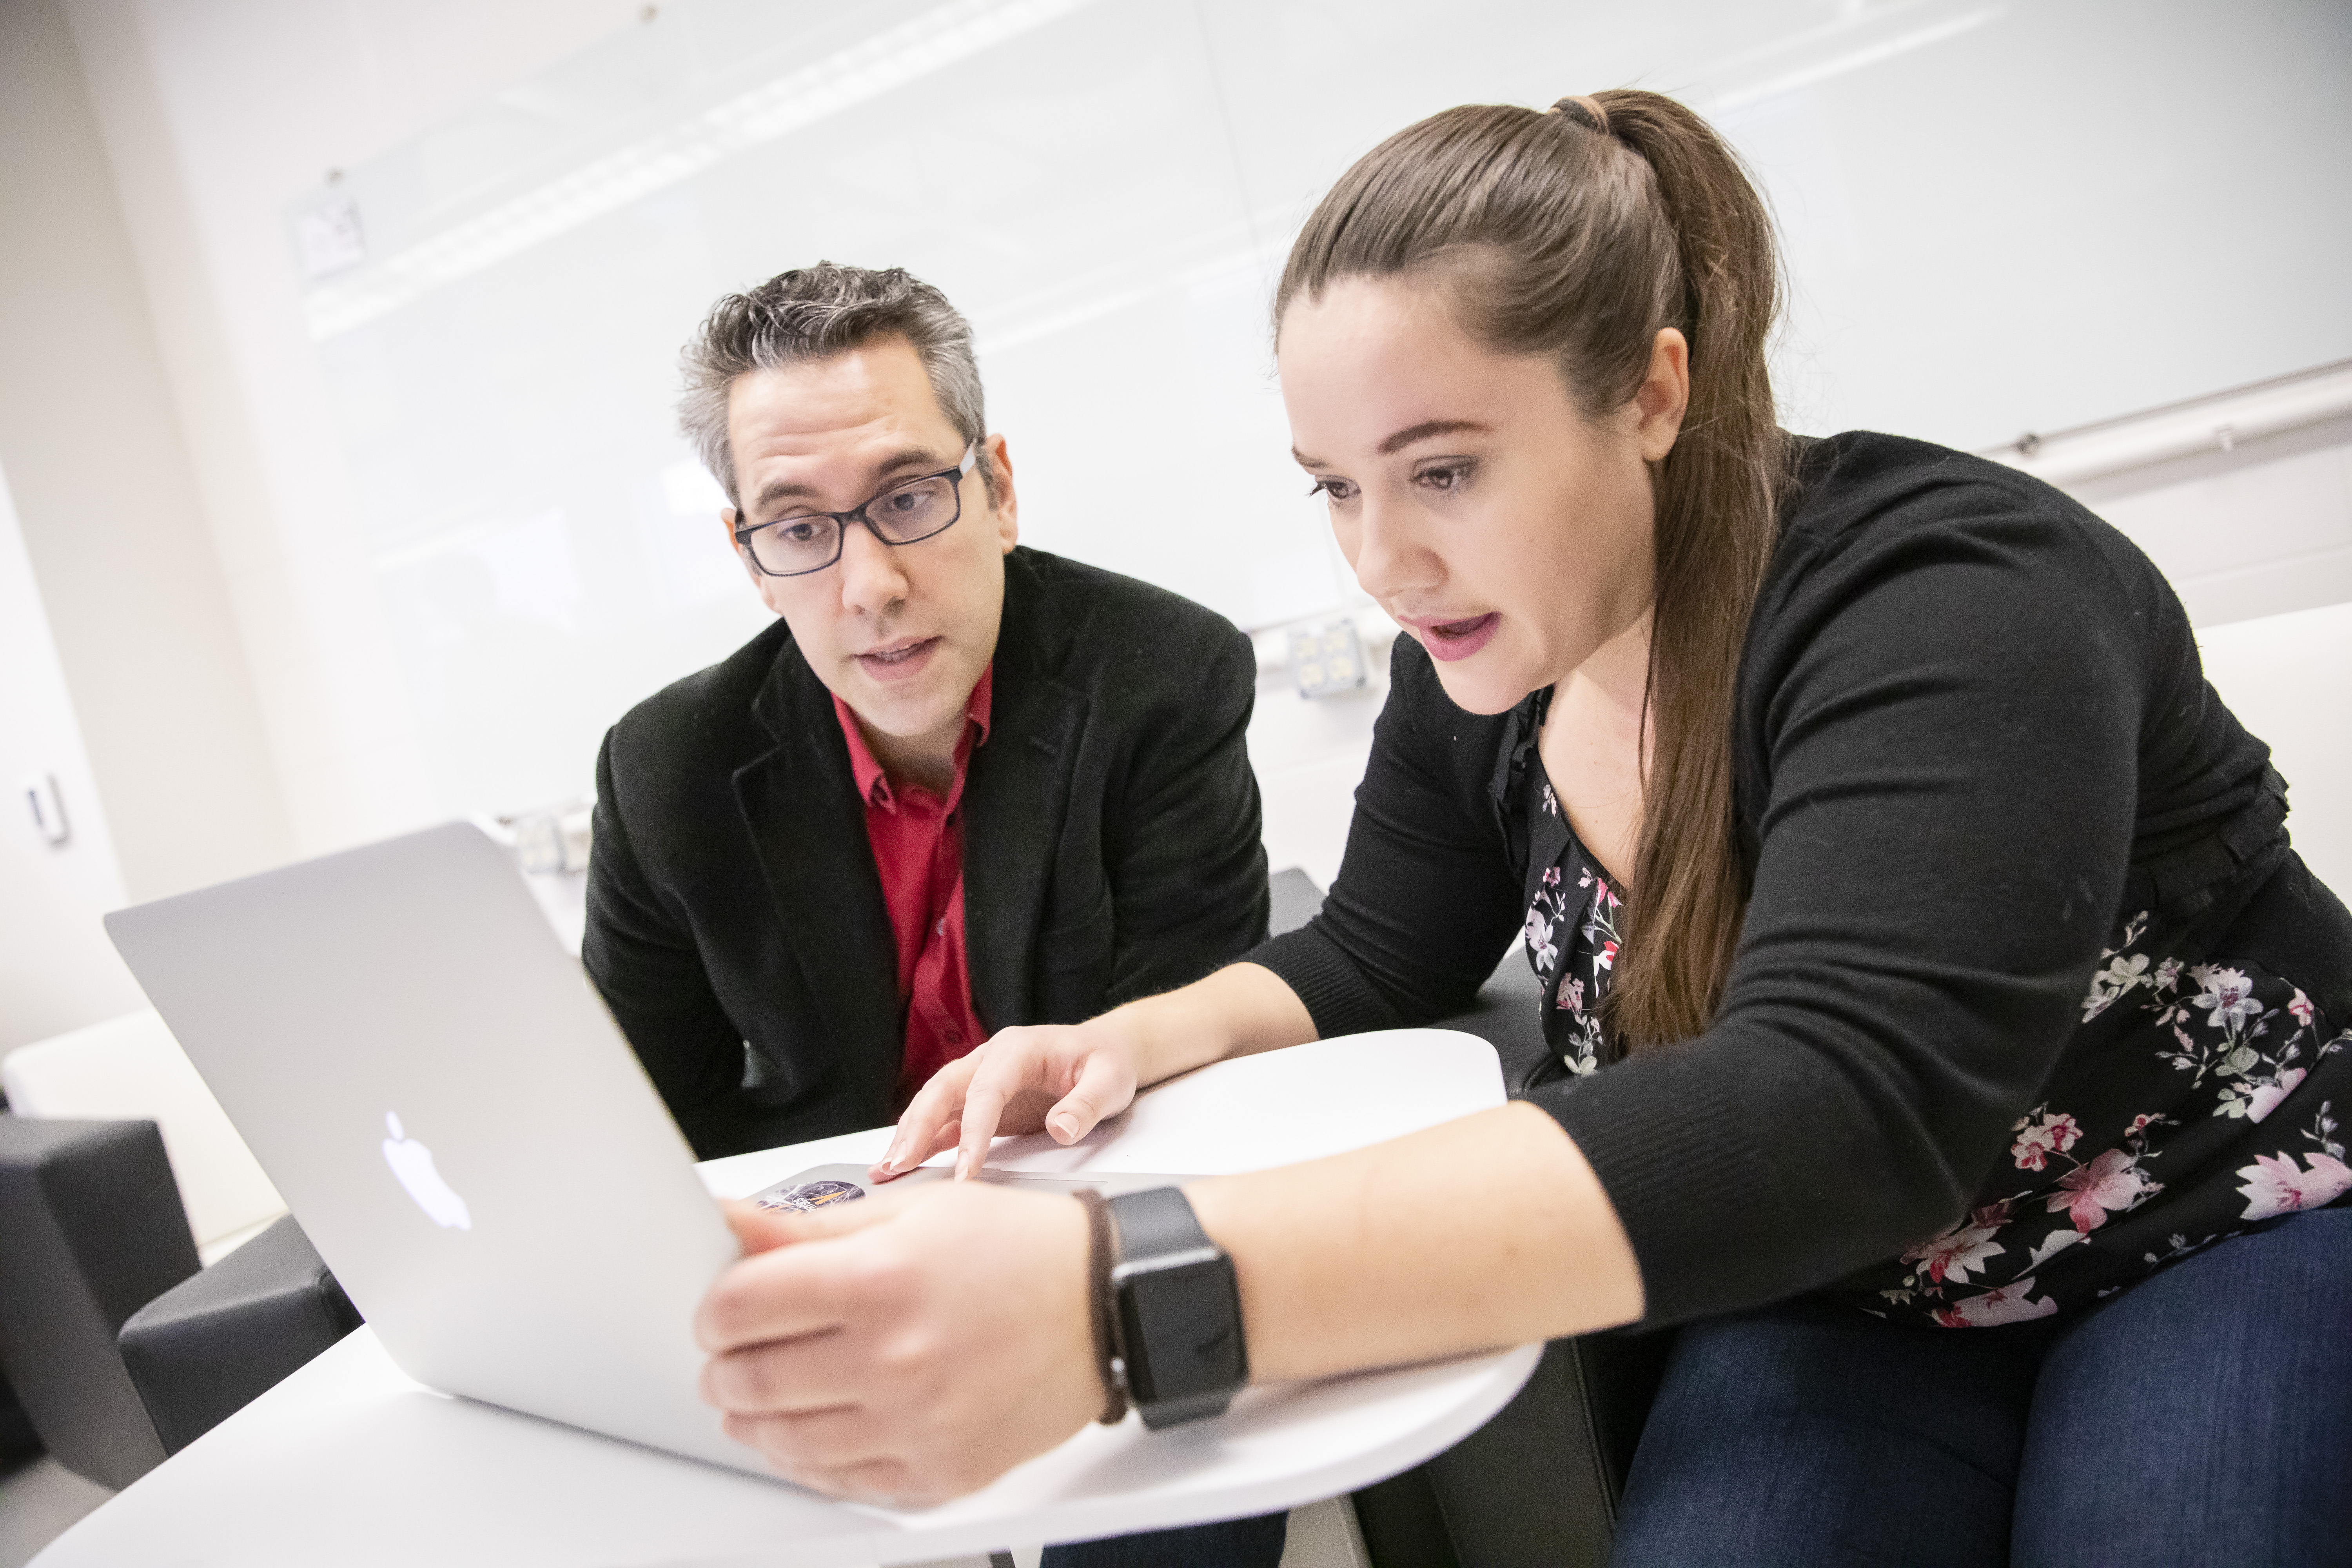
[724,338,1018,748]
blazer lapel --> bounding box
[733,644,904,1118]
[963,661,1084,1035]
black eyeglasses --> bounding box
[731,445,978,578]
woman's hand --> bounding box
[876,1020,1143,1181]
[695,1186,1099,1505]
[877,963,1321,1183]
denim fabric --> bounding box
[1611,1207,2352,1568]
[1041,1510,1288,1568]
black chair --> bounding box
[0,1109,361,1487]
[0,1113,197,1490]
[117,1214,359,1455]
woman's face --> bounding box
[1278,274,1687,715]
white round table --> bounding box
[35,1030,1537,1568]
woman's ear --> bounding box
[1635,328,1690,463]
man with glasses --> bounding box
[590,264,1286,1563]
[584,259,1273,1181]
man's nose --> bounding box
[837,521,911,617]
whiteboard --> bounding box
[290,0,2352,819]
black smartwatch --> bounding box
[1105,1187,1247,1429]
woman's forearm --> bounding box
[1186,1101,1645,1380]
[1105,960,1319,1088]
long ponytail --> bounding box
[1277,89,1787,1047]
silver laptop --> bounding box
[104,821,1180,1479]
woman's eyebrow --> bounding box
[1291,419,1492,470]
[1378,418,1489,454]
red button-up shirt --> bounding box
[831,665,993,1109]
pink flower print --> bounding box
[2126,1113,2160,1137]
[2045,1148,2159,1232]
[1931,1277,2058,1328]
[1596,939,1619,971]
[2287,989,2314,1027]
[2235,1151,2352,1221]
[1542,866,1561,886]
[1902,1215,2004,1285]
[2189,965,2260,1030]
[2011,1112,2082,1171]
[2243,1068,2308,1124]
[1557,976,1586,1014]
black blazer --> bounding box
[584,546,1271,1158]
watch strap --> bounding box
[1107,1185,1218,1265]
[1071,1189,1129,1425]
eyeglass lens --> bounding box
[745,473,960,575]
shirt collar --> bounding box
[833,662,994,811]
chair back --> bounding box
[2,1011,285,1262]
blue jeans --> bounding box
[1612,1207,2352,1567]
[1041,1510,1287,1568]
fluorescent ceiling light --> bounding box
[301,0,1102,342]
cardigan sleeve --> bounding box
[1537,489,2147,1326]
[1248,638,1526,1036]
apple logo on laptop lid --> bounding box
[383,1111,472,1230]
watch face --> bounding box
[1118,1256,1246,1405]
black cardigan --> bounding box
[586,546,1270,1158]
[1255,432,2352,1327]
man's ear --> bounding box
[985,434,1018,553]
[722,509,762,585]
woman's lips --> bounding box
[856,636,940,682]
[1409,612,1500,663]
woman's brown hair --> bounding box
[1275,90,1786,1048]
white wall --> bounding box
[0,463,149,1053]
[56,0,651,857]
[0,0,295,907]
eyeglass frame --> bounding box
[729,442,981,578]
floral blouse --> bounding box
[1520,751,2351,1328]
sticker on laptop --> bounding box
[753,1178,867,1213]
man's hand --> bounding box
[696,1186,1099,1504]
[875,1022,1142,1182]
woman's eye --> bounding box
[779,520,820,544]
[1307,478,1356,503]
[1417,464,1471,494]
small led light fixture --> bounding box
[1288,621,1367,699]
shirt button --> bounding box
[946,1028,963,1045]
[936,918,947,935]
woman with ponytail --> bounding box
[694,91,2352,1565]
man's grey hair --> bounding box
[678,261,993,510]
